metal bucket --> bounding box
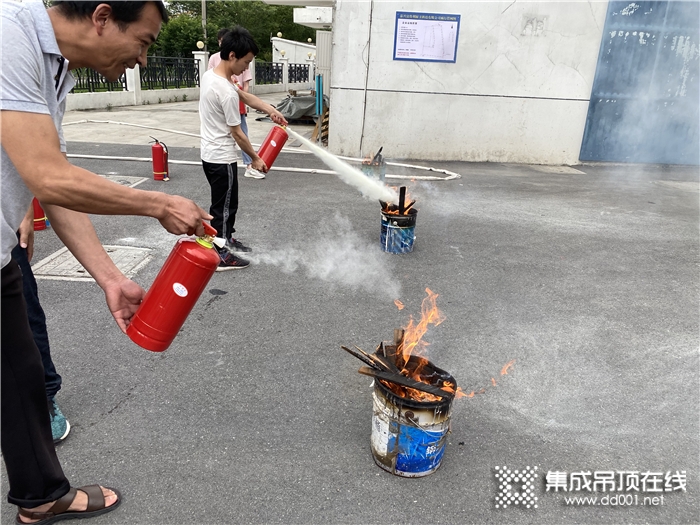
[380,209,417,254]
[361,162,386,182]
[370,357,455,477]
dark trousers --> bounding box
[1,259,70,507]
[202,160,238,242]
[11,242,62,399]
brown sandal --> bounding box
[15,485,121,525]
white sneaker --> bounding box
[244,167,265,179]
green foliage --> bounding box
[154,0,316,61]
[150,14,203,57]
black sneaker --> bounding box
[216,250,250,271]
[227,237,252,253]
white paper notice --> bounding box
[393,12,461,63]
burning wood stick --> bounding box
[341,346,382,370]
[357,366,454,399]
[403,200,416,213]
[398,186,406,215]
[342,344,403,376]
[371,146,383,165]
[377,342,401,373]
[359,346,399,373]
[393,329,404,347]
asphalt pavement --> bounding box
[1,96,698,525]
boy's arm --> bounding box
[229,125,267,173]
[236,90,288,126]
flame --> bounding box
[396,288,445,369]
[382,187,414,215]
[500,359,516,375]
[383,288,456,402]
[440,380,468,399]
[379,289,517,403]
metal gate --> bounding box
[580,1,699,165]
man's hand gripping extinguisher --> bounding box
[127,223,225,352]
[150,136,169,181]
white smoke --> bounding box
[286,127,398,204]
[241,214,401,298]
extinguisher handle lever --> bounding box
[202,222,217,237]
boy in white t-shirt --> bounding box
[199,26,287,270]
[208,29,261,179]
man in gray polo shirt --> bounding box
[1,2,210,522]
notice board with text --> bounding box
[393,11,461,63]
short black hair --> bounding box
[220,26,259,61]
[217,28,231,41]
[52,1,169,29]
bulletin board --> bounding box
[393,11,461,63]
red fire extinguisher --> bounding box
[32,197,48,231]
[126,222,224,352]
[257,125,288,170]
[150,136,169,181]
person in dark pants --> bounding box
[1,2,211,523]
[11,208,70,443]
[199,26,288,270]
[2,260,70,512]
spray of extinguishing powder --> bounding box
[286,127,398,204]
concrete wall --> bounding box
[271,37,316,63]
[328,0,608,165]
[66,60,203,111]
[66,87,199,111]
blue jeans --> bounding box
[11,241,62,400]
[240,113,252,166]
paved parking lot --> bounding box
[2,99,698,525]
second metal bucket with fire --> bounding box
[380,208,417,254]
[370,355,455,477]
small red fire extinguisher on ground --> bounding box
[258,125,288,170]
[127,223,224,352]
[150,136,169,181]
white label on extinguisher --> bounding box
[270,140,277,148]
[173,282,188,297]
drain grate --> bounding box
[99,174,148,188]
[33,245,152,282]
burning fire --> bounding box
[396,288,445,369]
[380,289,516,402]
[380,288,469,402]
[343,289,518,404]
[381,185,415,216]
